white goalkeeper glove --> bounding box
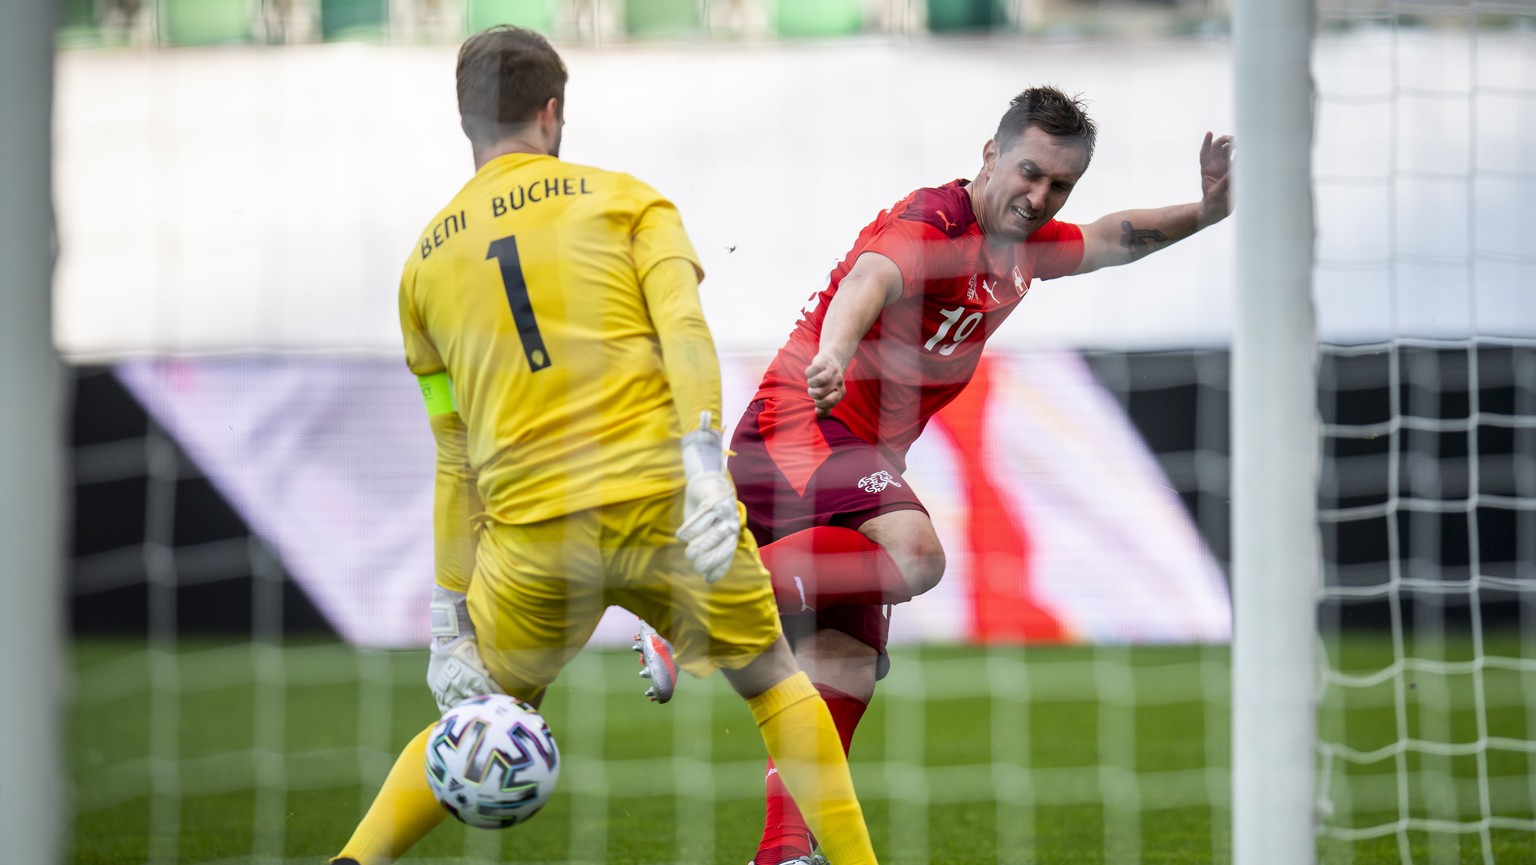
[676,411,741,583]
[427,586,505,714]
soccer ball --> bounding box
[424,694,561,829]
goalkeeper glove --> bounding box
[676,411,741,583]
[427,585,505,714]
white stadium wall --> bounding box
[56,32,1536,360]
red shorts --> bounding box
[730,397,925,678]
[730,398,927,544]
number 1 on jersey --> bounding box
[487,235,552,372]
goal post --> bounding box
[0,1,65,864]
[1231,0,1319,863]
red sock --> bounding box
[753,685,869,865]
[758,527,912,611]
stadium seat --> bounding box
[925,0,1008,33]
[468,0,557,35]
[58,0,102,46]
[159,0,252,46]
[775,0,862,38]
[320,0,389,41]
[624,0,704,40]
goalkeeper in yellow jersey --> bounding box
[329,25,881,865]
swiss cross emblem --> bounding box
[858,471,902,494]
[1013,266,1027,296]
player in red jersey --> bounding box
[731,86,1233,865]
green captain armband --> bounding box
[418,371,457,416]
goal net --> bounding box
[1310,2,1536,861]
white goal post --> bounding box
[1232,0,1319,864]
[0,1,65,864]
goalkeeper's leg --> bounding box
[334,688,552,860]
[615,489,879,863]
[330,723,446,865]
[332,510,612,863]
[332,683,551,864]
[723,636,880,865]
[753,626,877,865]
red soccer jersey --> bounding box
[754,179,1084,465]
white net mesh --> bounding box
[1315,339,1536,862]
[1312,1,1536,861]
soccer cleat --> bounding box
[632,619,677,704]
[750,856,828,865]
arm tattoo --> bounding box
[1120,220,1167,254]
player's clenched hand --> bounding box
[427,586,506,714]
[677,413,741,582]
[806,352,846,417]
[1198,132,1234,228]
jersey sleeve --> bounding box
[640,257,721,435]
[429,412,480,594]
[627,177,704,283]
[397,257,479,592]
[398,263,445,375]
[860,218,950,300]
[1028,219,1086,280]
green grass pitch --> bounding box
[69,634,1534,864]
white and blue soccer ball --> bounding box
[424,694,561,829]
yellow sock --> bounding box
[748,672,878,865]
[333,723,449,865]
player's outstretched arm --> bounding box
[1072,132,1233,275]
[426,408,481,595]
[420,404,505,713]
[808,252,904,417]
[640,256,741,582]
[641,256,722,433]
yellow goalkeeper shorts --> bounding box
[466,488,781,694]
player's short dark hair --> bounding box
[995,86,1097,163]
[457,26,568,147]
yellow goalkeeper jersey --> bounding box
[399,152,703,525]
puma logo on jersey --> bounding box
[900,187,971,237]
[858,471,902,494]
[980,278,1000,304]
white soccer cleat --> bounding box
[749,856,828,865]
[632,620,677,704]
